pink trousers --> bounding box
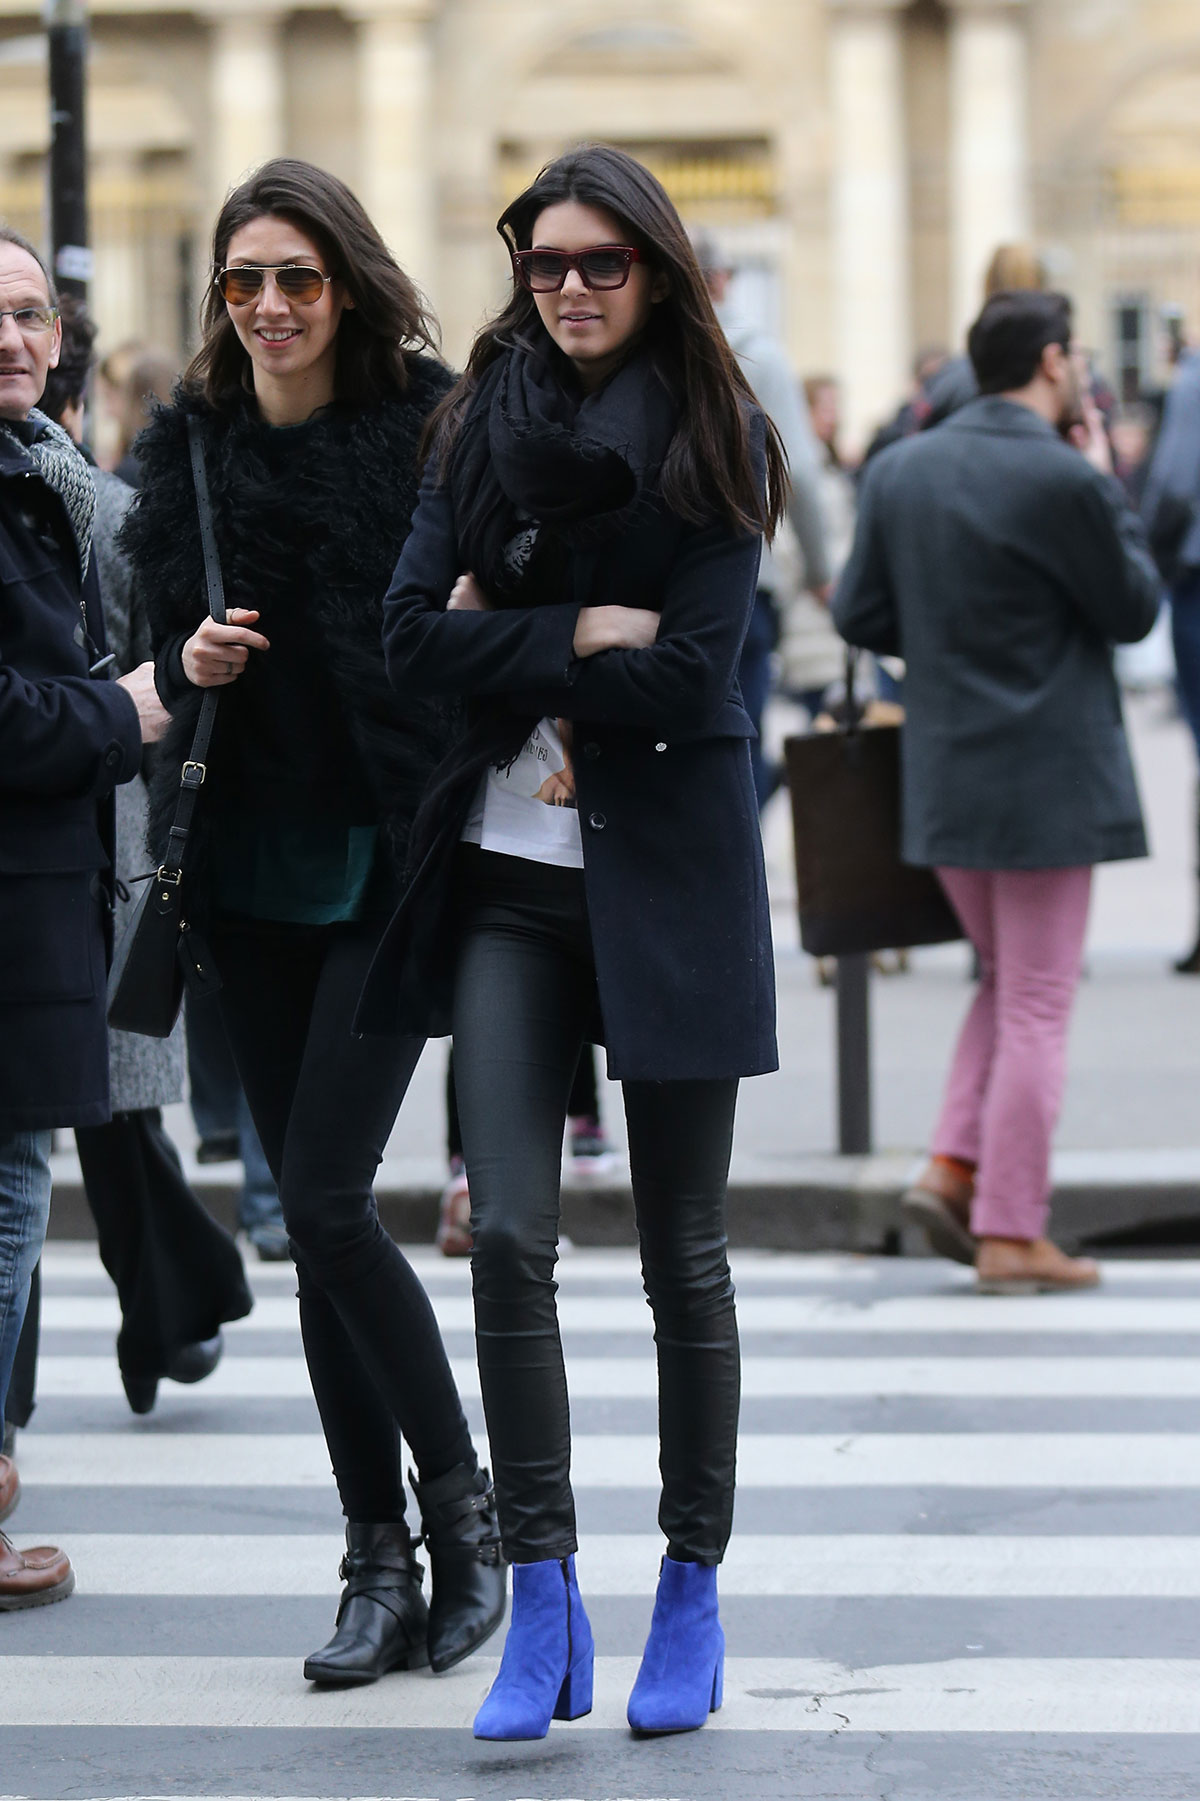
[932,866,1093,1241]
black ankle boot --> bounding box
[411,1463,507,1673]
[303,1522,429,1686]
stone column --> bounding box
[90,150,145,349]
[203,5,286,217]
[947,0,1031,337]
[349,0,436,292]
[827,0,911,453]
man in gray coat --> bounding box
[834,290,1158,1293]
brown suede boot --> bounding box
[0,1532,74,1610]
[975,1237,1100,1295]
[901,1159,976,1265]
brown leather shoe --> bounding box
[976,1237,1101,1295]
[0,1532,74,1610]
[0,1452,18,1524]
[901,1160,976,1265]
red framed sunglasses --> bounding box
[511,245,646,293]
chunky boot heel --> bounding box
[473,1554,593,1741]
[627,1554,724,1735]
[553,1639,594,1721]
[410,1463,506,1673]
[303,1523,429,1687]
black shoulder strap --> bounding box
[159,418,225,882]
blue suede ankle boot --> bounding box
[627,1554,723,1734]
[473,1555,594,1741]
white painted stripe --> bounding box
[31,1352,1200,1401]
[19,1431,1200,1488]
[7,1655,1200,1732]
[37,1243,1200,1294]
[40,1290,1200,1336]
[36,1245,877,1284]
[47,1532,1200,1599]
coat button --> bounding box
[655,742,667,753]
[588,811,606,831]
[583,741,600,760]
[104,746,121,768]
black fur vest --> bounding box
[119,356,456,895]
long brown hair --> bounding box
[429,144,787,538]
[185,158,438,409]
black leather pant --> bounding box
[451,847,740,1566]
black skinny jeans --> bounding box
[451,847,741,1566]
[211,912,475,1525]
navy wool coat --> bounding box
[833,398,1160,871]
[0,427,142,1132]
[356,435,777,1083]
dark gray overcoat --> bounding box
[0,426,142,1132]
[832,397,1161,871]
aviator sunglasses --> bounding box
[215,263,334,306]
[511,245,646,293]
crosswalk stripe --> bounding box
[29,1353,1200,1399]
[42,1532,1200,1597]
[39,1291,1200,1335]
[19,1431,1200,1488]
[35,1242,1200,1286]
[7,1654,1200,1732]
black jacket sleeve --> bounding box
[0,661,141,800]
[384,430,766,736]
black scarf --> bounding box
[449,339,678,599]
[406,340,678,878]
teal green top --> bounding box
[212,813,380,925]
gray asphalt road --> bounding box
[6,1244,1200,1799]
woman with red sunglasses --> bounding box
[120,159,504,1686]
[359,144,788,1741]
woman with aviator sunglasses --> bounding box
[358,144,787,1741]
[120,158,505,1686]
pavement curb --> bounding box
[45,1160,1200,1253]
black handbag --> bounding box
[783,652,964,957]
[107,417,225,1037]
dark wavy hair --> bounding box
[185,158,439,409]
[428,144,787,538]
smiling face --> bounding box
[0,241,61,423]
[527,200,667,392]
[221,214,350,400]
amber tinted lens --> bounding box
[576,249,632,289]
[274,266,328,303]
[217,267,264,304]
[217,266,327,304]
[516,251,568,292]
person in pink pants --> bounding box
[833,288,1161,1292]
[924,866,1095,1289]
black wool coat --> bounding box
[833,398,1161,871]
[119,359,457,897]
[0,426,142,1132]
[356,426,778,1083]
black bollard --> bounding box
[836,951,872,1154]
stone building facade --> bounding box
[1,0,1199,446]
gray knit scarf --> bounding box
[0,406,94,578]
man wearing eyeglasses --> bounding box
[0,224,168,1608]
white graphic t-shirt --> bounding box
[461,717,585,868]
